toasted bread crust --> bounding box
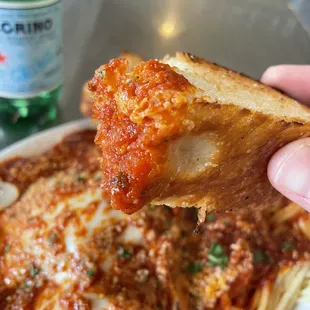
[90,52,310,214]
[165,52,310,122]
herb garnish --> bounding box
[188,262,203,274]
[30,265,40,277]
[86,269,96,277]
[207,243,228,269]
[282,240,295,252]
[97,69,106,78]
[206,214,215,222]
[21,284,30,290]
[77,175,85,182]
[253,249,271,264]
[48,232,57,246]
[119,246,132,259]
[28,217,35,223]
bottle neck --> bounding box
[0,0,59,9]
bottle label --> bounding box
[0,0,63,98]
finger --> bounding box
[268,138,310,212]
[261,65,310,105]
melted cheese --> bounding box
[1,130,310,309]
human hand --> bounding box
[261,65,310,211]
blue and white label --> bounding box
[0,0,63,98]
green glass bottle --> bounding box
[0,0,63,148]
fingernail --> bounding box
[274,145,310,198]
[261,66,278,84]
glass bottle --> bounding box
[0,0,63,148]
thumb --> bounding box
[268,138,310,212]
[261,65,310,105]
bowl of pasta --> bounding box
[0,118,310,310]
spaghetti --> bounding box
[0,130,310,309]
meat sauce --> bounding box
[0,130,98,192]
[0,130,310,309]
[90,59,193,214]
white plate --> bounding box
[0,118,309,310]
[0,118,95,162]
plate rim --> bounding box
[0,118,94,162]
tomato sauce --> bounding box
[90,58,193,214]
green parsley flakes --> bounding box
[188,262,203,274]
[206,214,216,222]
[253,249,271,264]
[282,240,295,252]
[77,175,85,182]
[4,245,10,254]
[97,69,106,78]
[48,232,57,246]
[118,246,132,259]
[86,269,96,277]
[30,265,40,277]
[207,243,228,269]
[21,284,30,290]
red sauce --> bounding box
[1,128,310,308]
[90,58,193,214]
[0,130,98,192]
